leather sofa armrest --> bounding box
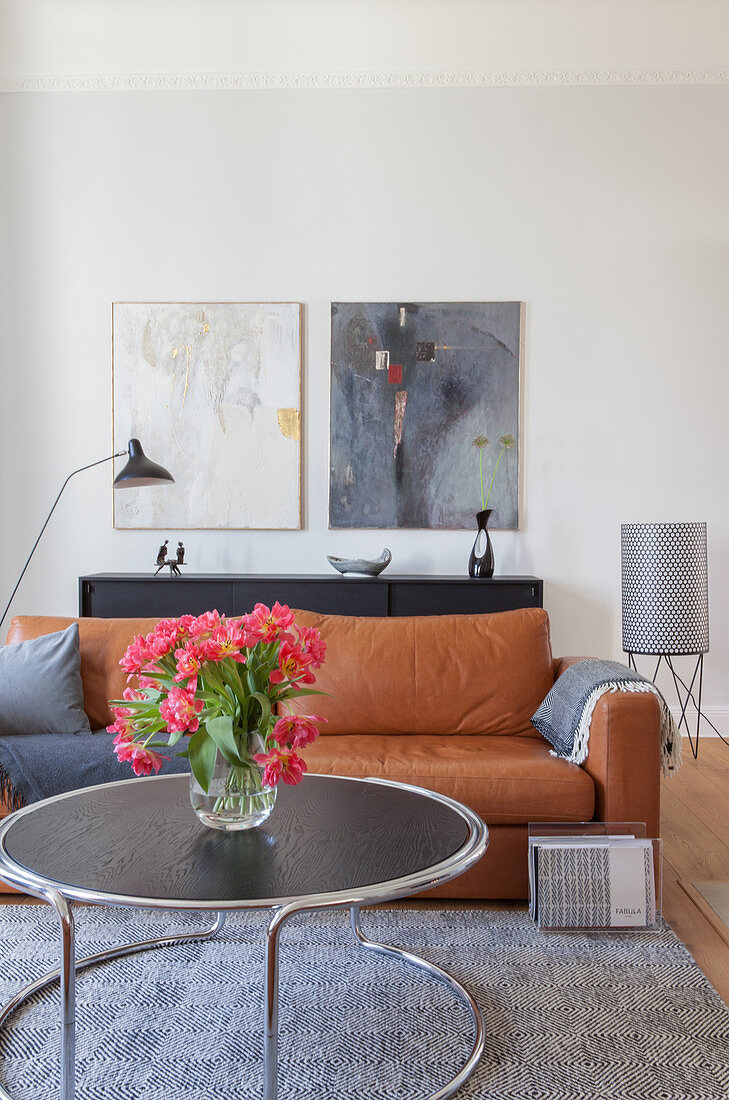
[552,655,589,679]
[552,655,662,837]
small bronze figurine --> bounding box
[154,538,186,577]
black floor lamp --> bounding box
[621,521,722,758]
[0,438,174,634]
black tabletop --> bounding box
[1,774,473,907]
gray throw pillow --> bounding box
[0,624,91,736]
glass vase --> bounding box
[189,730,277,831]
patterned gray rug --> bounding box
[1,905,728,1099]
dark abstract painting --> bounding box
[329,302,521,529]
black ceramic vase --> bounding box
[468,509,494,579]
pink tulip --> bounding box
[146,632,176,659]
[160,685,204,733]
[254,747,308,787]
[112,730,135,762]
[138,675,163,691]
[113,731,168,775]
[119,635,151,676]
[107,707,134,738]
[244,602,295,643]
[295,626,327,670]
[269,640,315,685]
[174,641,204,683]
[188,610,222,638]
[129,745,167,777]
[200,622,248,663]
[271,714,326,749]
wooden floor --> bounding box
[659,737,729,1001]
[3,739,729,1000]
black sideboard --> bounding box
[79,574,543,619]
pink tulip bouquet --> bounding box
[108,604,327,826]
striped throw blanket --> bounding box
[531,659,681,777]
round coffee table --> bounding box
[0,773,488,1100]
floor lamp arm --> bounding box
[0,450,127,636]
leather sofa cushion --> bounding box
[6,616,161,730]
[7,607,555,743]
[290,608,553,738]
[302,733,595,825]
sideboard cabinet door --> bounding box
[389,580,542,616]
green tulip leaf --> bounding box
[250,691,272,724]
[205,715,247,767]
[246,669,262,696]
[187,729,218,793]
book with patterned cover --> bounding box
[532,840,655,929]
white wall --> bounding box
[1,2,728,721]
[2,0,729,81]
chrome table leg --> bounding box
[263,903,485,1100]
[263,906,287,1100]
[54,890,75,1100]
[3,902,482,1100]
[349,904,485,1100]
[0,910,226,1100]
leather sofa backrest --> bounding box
[6,616,161,730]
[7,607,554,739]
[288,607,553,737]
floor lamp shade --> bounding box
[113,439,174,488]
[0,438,173,634]
[621,522,709,656]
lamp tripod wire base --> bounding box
[627,652,729,760]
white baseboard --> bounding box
[668,705,729,737]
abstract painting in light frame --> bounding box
[113,302,302,529]
[329,302,521,529]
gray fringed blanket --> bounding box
[0,732,190,811]
[531,659,681,777]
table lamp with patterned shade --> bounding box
[621,522,712,757]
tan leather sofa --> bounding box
[0,608,661,899]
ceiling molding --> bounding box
[1,69,728,93]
